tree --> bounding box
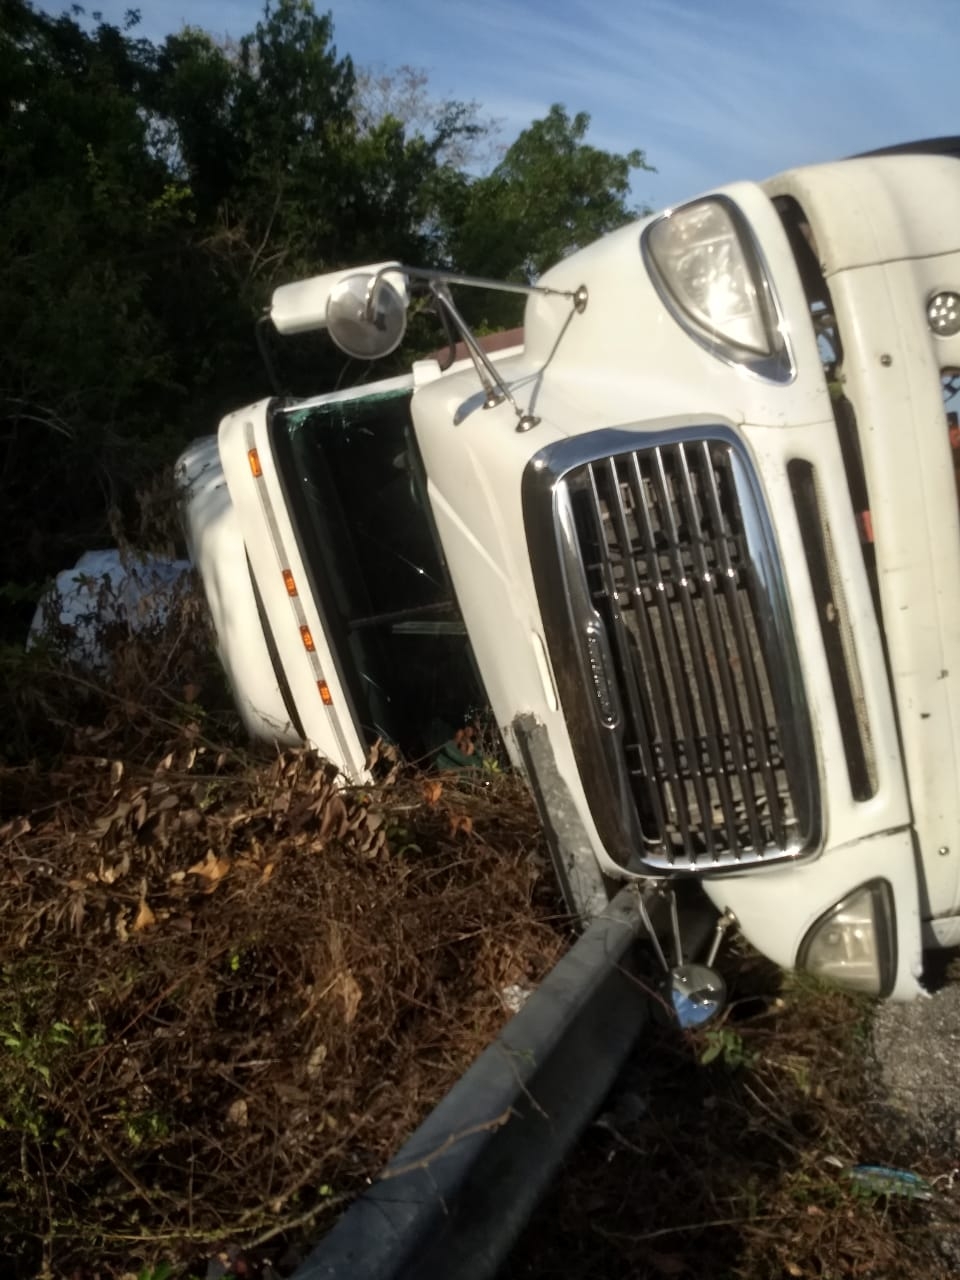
[353,63,501,171]
[0,1,655,619]
[443,104,650,282]
[0,1,190,585]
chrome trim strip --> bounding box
[523,424,820,875]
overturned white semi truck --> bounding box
[178,141,960,1005]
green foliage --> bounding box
[0,958,104,1139]
[0,0,651,624]
[1,1,191,589]
[138,1264,175,1280]
[445,105,646,268]
[699,1024,761,1069]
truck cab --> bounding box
[178,147,960,1001]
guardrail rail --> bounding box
[292,885,713,1280]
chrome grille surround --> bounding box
[523,426,820,874]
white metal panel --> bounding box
[176,435,301,746]
[702,826,925,1000]
[218,400,371,781]
[763,154,960,273]
[827,257,960,918]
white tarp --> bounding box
[27,550,192,669]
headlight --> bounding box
[642,196,792,382]
[798,879,896,996]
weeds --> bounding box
[0,572,567,1278]
[6,540,959,1279]
[509,961,960,1279]
[698,1025,760,1070]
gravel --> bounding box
[871,981,960,1149]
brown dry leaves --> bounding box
[187,849,231,888]
[2,745,398,945]
[0,743,565,1276]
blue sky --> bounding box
[58,0,957,208]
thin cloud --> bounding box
[46,0,958,206]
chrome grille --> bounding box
[560,436,810,869]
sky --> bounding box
[56,0,958,208]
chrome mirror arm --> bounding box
[363,265,588,433]
[365,264,587,308]
[430,281,541,431]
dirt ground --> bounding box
[871,976,960,1153]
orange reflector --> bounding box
[318,680,333,706]
[248,448,263,478]
[282,569,298,596]
[858,510,874,544]
[300,625,315,652]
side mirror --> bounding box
[667,963,727,1029]
[326,272,408,360]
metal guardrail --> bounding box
[292,885,714,1280]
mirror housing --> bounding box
[270,262,407,337]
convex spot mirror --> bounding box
[326,272,408,360]
[667,963,727,1028]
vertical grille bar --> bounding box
[674,443,767,855]
[657,443,748,857]
[642,447,721,860]
[698,453,788,847]
[592,458,683,858]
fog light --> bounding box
[927,291,960,337]
[798,879,896,996]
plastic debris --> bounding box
[500,984,534,1014]
[845,1164,933,1201]
[27,549,191,669]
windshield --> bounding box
[268,386,485,760]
